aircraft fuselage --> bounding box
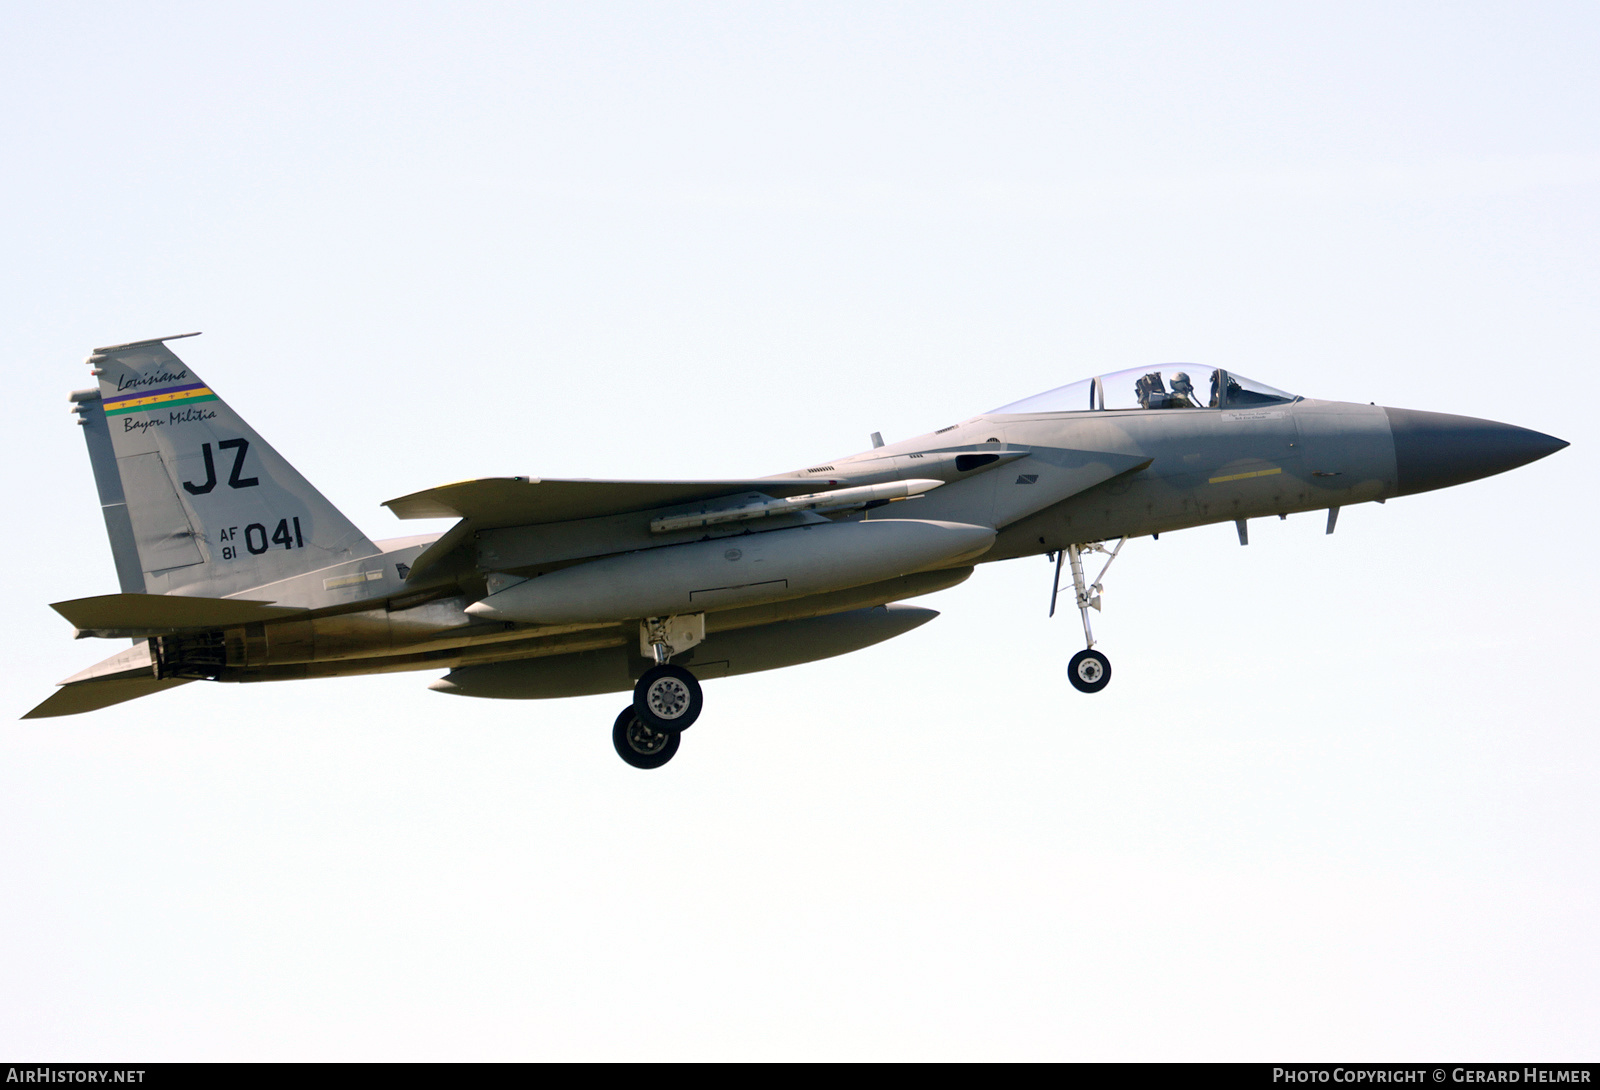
[35,337,1566,770]
[165,397,1538,685]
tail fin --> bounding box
[74,333,378,598]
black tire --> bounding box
[1068,649,1112,694]
[633,663,703,732]
[612,706,681,769]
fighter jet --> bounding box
[27,333,1568,768]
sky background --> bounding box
[1,1,1595,1060]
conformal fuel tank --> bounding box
[465,518,995,624]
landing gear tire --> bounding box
[613,706,681,769]
[1068,649,1112,694]
[633,663,703,732]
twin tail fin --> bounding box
[72,333,378,600]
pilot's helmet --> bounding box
[1170,371,1193,393]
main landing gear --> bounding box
[613,615,706,769]
[1049,538,1125,694]
[633,662,703,732]
[613,706,680,769]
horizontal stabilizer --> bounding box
[23,677,193,719]
[384,476,847,528]
[52,592,307,636]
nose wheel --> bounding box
[1067,649,1111,693]
[1050,539,1125,694]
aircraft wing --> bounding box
[385,476,858,585]
[382,476,840,528]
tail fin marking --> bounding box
[84,335,379,598]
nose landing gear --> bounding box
[1068,648,1112,693]
[1050,538,1125,694]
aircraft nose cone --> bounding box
[1384,407,1568,497]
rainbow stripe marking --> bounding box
[102,382,219,416]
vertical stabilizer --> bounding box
[84,334,378,598]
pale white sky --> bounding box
[1,2,1595,1059]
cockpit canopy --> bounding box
[991,366,1298,414]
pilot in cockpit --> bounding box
[1168,371,1197,408]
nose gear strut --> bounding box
[1049,538,1125,693]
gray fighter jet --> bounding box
[28,334,1568,768]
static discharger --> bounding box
[649,478,944,534]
